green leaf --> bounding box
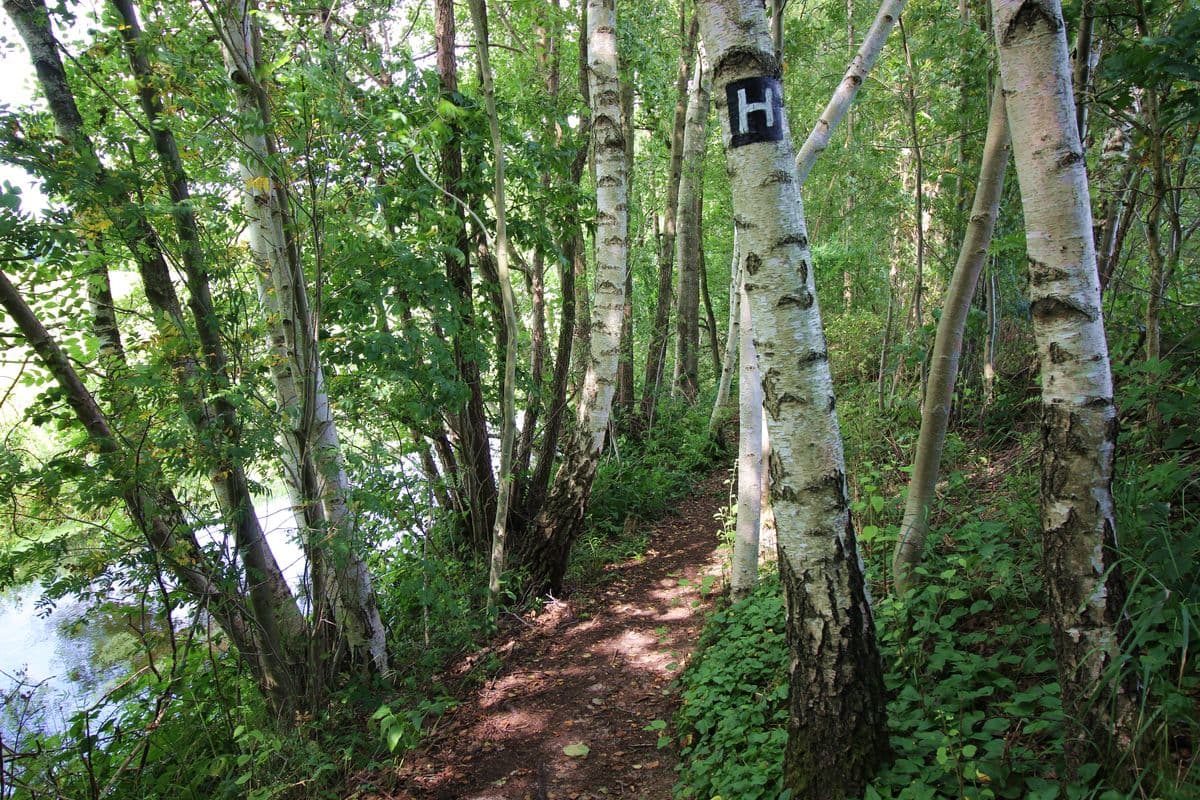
[562,742,590,757]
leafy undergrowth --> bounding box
[674,433,1199,800]
[1,395,722,800]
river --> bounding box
[0,495,306,744]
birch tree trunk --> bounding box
[4,0,308,710]
[525,0,628,594]
[893,83,1010,596]
[697,2,888,794]
[795,0,907,184]
[992,0,1136,780]
[708,235,741,434]
[217,0,388,673]
[673,53,710,402]
[466,0,521,615]
[731,273,762,601]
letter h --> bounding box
[737,86,775,135]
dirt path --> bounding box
[374,471,728,800]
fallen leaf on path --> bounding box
[563,742,590,757]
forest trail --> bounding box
[373,471,729,800]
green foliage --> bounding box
[676,384,1198,800]
[585,397,719,539]
[673,573,789,800]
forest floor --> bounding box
[364,471,729,800]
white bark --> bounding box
[708,232,741,433]
[731,273,761,601]
[697,1,888,794]
[795,0,908,184]
[576,0,627,454]
[992,0,1134,775]
[527,0,628,593]
[220,1,388,672]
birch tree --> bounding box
[992,0,1136,779]
[524,0,628,593]
[214,0,388,673]
[697,1,888,794]
[642,13,698,423]
[466,0,520,615]
[794,0,907,184]
[730,271,762,601]
[892,83,1010,596]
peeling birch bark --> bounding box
[526,0,628,594]
[992,0,1136,780]
[697,1,888,794]
[218,0,388,673]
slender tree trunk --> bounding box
[467,0,521,614]
[768,0,784,59]
[795,0,907,184]
[992,0,1136,781]
[524,0,628,594]
[5,0,307,710]
[878,264,896,411]
[708,234,741,434]
[731,272,761,601]
[436,0,497,552]
[893,83,1010,596]
[642,12,698,423]
[697,2,889,795]
[673,53,710,401]
[699,232,723,380]
[524,140,587,524]
[518,5,564,477]
[615,71,637,418]
[0,267,269,688]
[900,19,925,350]
[983,265,999,408]
[215,0,387,674]
[1071,0,1095,147]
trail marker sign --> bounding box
[726,76,784,148]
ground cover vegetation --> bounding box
[0,0,1195,798]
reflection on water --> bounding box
[0,495,306,742]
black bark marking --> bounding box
[761,169,793,185]
[1048,341,1069,364]
[761,367,803,417]
[802,471,849,513]
[777,233,809,249]
[1002,0,1062,46]
[712,47,781,84]
[1031,295,1097,324]
[777,291,814,310]
[798,349,828,368]
[1028,258,1070,286]
[1057,150,1084,170]
[745,252,763,276]
[796,258,809,284]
